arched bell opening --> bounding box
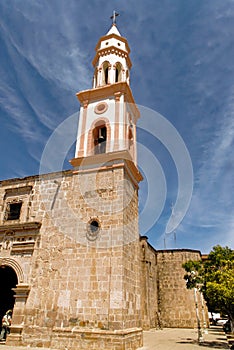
[102,61,110,85]
[0,265,18,323]
[93,121,107,155]
[115,62,123,83]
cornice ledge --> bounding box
[76,82,140,118]
[70,150,143,185]
[92,46,132,68]
[0,221,41,233]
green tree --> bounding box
[183,245,234,332]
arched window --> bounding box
[115,62,123,83]
[93,121,107,154]
[105,68,108,84]
[102,61,109,85]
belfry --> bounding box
[0,18,207,350]
[70,21,141,178]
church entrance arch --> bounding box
[0,265,18,321]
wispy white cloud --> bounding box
[0,1,91,168]
[12,3,92,91]
[0,0,233,252]
[181,102,234,250]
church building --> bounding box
[0,20,206,350]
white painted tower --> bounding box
[70,22,140,173]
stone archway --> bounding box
[0,258,24,284]
[0,265,18,321]
[0,259,30,345]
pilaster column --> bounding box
[122,69,126,82]
[112,64,117,84]
[77,100,89,157]
[114,92,121,151]
[108,64,112,84]
[97,67,102,87]
[6,284,30,345]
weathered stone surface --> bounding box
[156,249,206,328]
[0,165,143,349]
[0,167,208,349]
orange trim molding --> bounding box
[76,82,140,120]
[70,150,143,185]
[92,46,132,69]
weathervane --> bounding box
[110,10,119,24]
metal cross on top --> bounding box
[110,10,119,24]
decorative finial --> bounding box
[110,10,119,24]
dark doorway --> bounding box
[0,266,17,321]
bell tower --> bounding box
[69,18,143,349]
[70,21,141,181]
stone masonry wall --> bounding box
[156,249,205,328]
[0,163,142,349]
[0,167,209,349]
[122,170,141,329]
[140,237,158,329]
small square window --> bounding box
[6,202,22,220]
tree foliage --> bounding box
[183,245,234,330]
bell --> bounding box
[98,136,105,143]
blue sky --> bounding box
[0,0,233,253]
